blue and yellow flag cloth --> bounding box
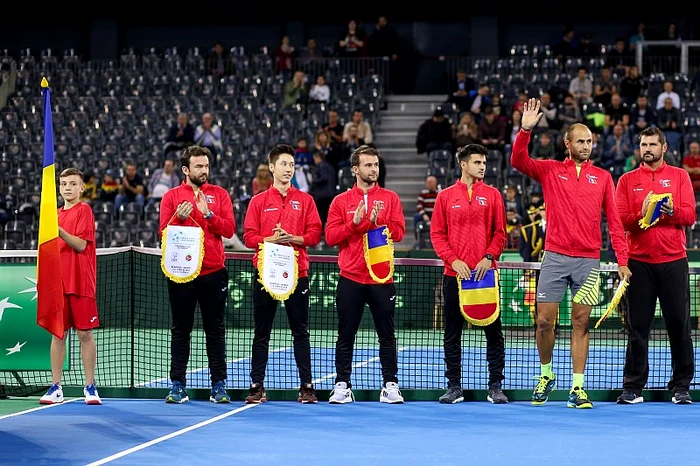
[639,193,673,230]
[363,226,395,283]
[458,269,500,326]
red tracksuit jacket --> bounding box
[430,179,507,276]
[159,181,236,276]
[243,185,323,278]
[511,129,629,266]
[616,162,696,263]
[325,184,405,285]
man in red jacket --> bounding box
[159,146,235,404]
[243,144,323,404]
[430,144,508,404]
[512,99,632,408]
[616,126,695,405]
[325,145,406,404]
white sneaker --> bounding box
[39,383,63,405]
[329,382,355,404]
[84,384,102,405]
[380,382,404,404]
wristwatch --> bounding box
[204,210,214,220]
[484,254,495,262]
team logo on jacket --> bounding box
[660,179,671,188]
[205,194,215,203]
[475,196,487,206]
[373,200,385,210]
[290,200,301,210]
[586,174,598,184]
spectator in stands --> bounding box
[602,123,633,177]
[519,203,545,262]
[512,92,528,115]
[343,110,373,145]
[619,65,646,105]
[504,184,523,218]
[448,70,476,111]
[147,159,180,206]
[604,93,630,135]
[194,113,223,161]
[505,208,522,249]
[309,75,330,103]
[682,141,700,191]
[275,36,295,75]
[164,113,195,156]
[115,161,146,212]
[414,175,439,239]
[0,196,9,227]
[629,94,656,137]
[81,170,98,205]
[656,81,681,109]
[569,66,593,105]
[576,33,597,57]
[369,15,400,60]
[99,170,119,203]
[252,164,272,195]
[489,94,507,122]
[295,137,313,166]
[532,131,558,160]
[416,107,453,155]
[553,26,577,58]
[323,110,345,147]
[467,84,491,120]
[337,20,367,58]
[625,147,642,173]
[283,71,308,109]
[506,109,523,146]
[206,42,232,76]
[628,23,646,52]
[455,112,479,149]
[533,93,558,135]
[309,151,337,228]
[478,106,506,154]
[606,39,632,75]
[589,132,604,166]
[558,93,583,133]
[343,124,365,164]
[594,67,617,108]
[656,97,683,151]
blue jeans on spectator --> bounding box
[115,194,145,212]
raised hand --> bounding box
[521,98,544,131]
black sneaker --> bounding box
[487,384,508,404]
[438,385,464,404]
[245,383,267,404]
[298,383,318,404]
[617,389,643,404]
[672,389,692,404]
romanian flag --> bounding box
[639,193,673,230]
[458,269,500,326]
[363,226,394,283]
[36,77,64,339]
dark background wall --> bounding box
[0,9,692,94]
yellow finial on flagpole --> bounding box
[41,77,49,88]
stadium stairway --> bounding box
[377,94,446,250]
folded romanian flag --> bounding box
[639,193,672,230]
[363,226,394,283]
[458,269,500,326]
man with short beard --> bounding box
[615,126,695,405]
[158,145,235,404]
[511,99,632,409]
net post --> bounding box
[129,247,136,388]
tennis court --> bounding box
[1,247,699,464]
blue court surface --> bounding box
[138,346,698,391]
[2,399,699,465]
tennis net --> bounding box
[0,247,698,398]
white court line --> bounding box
[0,397,83,421]
[84,403,259,466]
[311,347,406,385]
[135,346,293,387]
